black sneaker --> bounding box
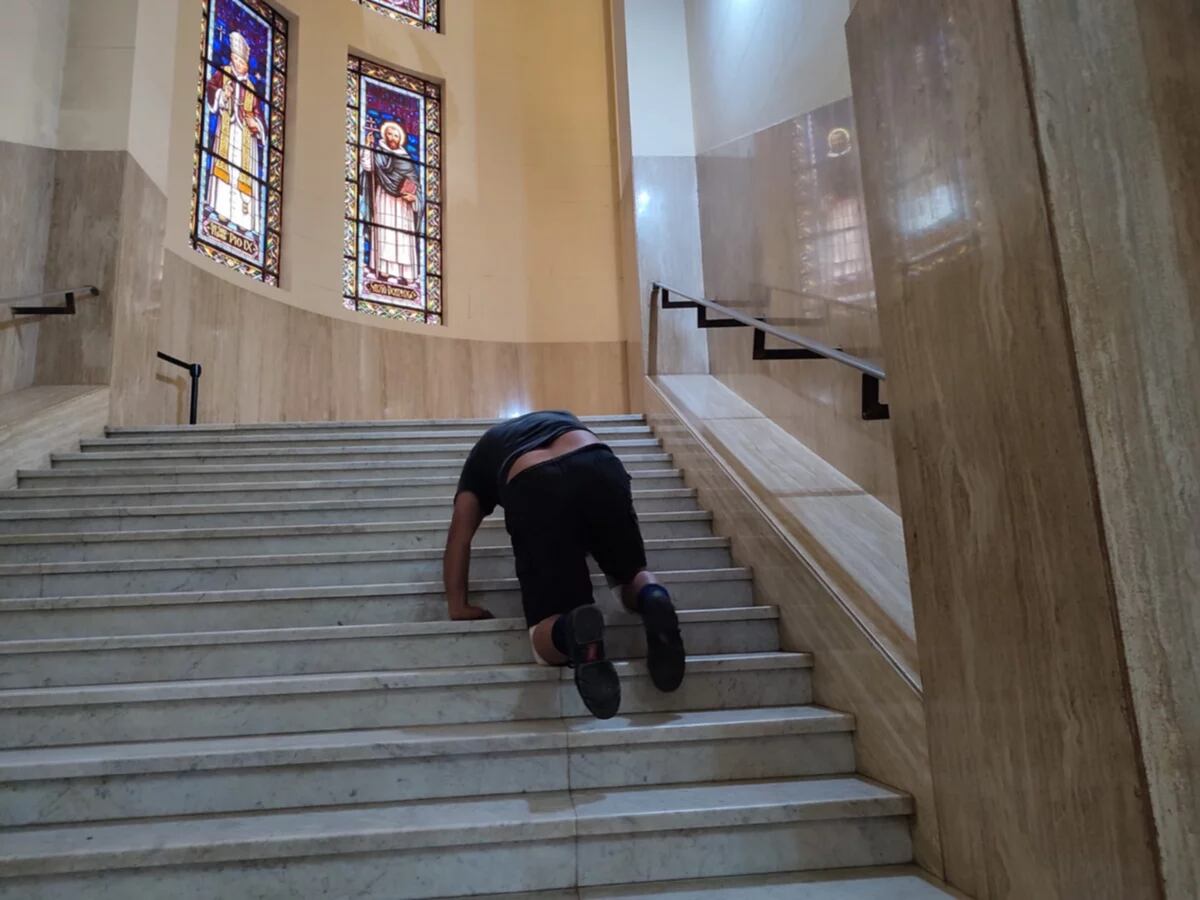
[638,587,686,692]
[564,605,621,720]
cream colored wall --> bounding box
[0,0,69,147]
[58,0,139,151]
[624,0,696,157]
[126,0,180,191]
[159,0,624,345]
[684,0,852,153]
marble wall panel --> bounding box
[1016,1,1200,894]
[633,155,709,377]
[695,100,900,511]
[643,377,943,878]
[110,250,631,426]
[848,1,1161,897]
[0,140,55,394]
[33,149,127,386]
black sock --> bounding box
[550,614,572,657]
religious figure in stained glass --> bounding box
[345,57,443,325]
[356,0,439,33]
[361,121,424,284]
[190,0,288,285]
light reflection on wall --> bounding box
[893,20,974,274]
[790,97,875,311]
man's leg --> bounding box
[505,462,620,719]
[579,450,687,693]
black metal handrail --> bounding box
[157,352,203,426]
[2,286,100,315]
[653,282,889,420]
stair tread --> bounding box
[0,536,728,576]
[63,439,660,460]
[0,653,812,708]
[0,469,681,500]
[0,488,697,523]
[0,706,851,778]
[0,607,776,653]
[106,415,646,434]
[0,568,752,611]
[0,777,909,874]
[0,511,711,547]
[578,867,962,899]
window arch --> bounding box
[190,0,288,285]
[344,57,443,325]
[356,0,440,33]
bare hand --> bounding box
[449,604,494,622]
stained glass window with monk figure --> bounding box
[190,0,288,285]
[357,0,440,32]
[344,57,443,325]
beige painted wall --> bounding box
[0,0,70,147]
[684,0,852,153]
[624,0,696,157]
[57,0,139,152]
[156,0,624,345]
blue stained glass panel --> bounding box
[344,56,443,325]
[190,0,288,284]
[356,0,439,33]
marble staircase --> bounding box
[0,415,957,898]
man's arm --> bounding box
[443,491,493,621]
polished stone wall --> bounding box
[694,98,900,511]
[0,140,55,393]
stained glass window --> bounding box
[356,0,439,33]
[190,0,288,285]
[344,57,443,325]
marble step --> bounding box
[0,538,733,598]
[0,607,779,688]
[0,489,701,535]
[0,652,813,748]
[85,425,656,452]
[18,453,675,488]
[0,511,714,563]
[578,868,963,899]
[0,777,912,899]
[57,438,663,469]
[0,706,854,826]
[105,414,647,437]
[0,471,686,511]
[0,569,755,639]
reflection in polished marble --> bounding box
[695,99,900,511]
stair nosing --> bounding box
[0,568,754,611]
[0,607,777,654]
[0,706,853,780]
[0,653,813,709]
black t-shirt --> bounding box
[455,411,592,514]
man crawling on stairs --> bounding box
[443,410,686,719]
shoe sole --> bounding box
[641,594,686,693]
[568,605,621,720]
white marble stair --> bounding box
[17,453,675,488]
[0,778,913,900]
[103,414,647,437]
[0,653,813,749]
[1,470,685,509]
[0,488,701,534]
[0,538,732,597]
[0,570,755,638]
[0,414,947,898]
[0,608,780,688]
[0,707,854,826]
[0,511,714,563]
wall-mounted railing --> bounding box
[653,282,889,421]
[157,352,203,426]
[1,286,100,316]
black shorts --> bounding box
[501,444,648,627]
